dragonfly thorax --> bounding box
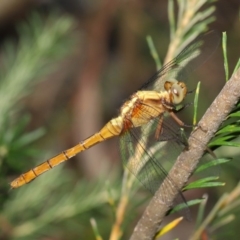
[164,80,187,105]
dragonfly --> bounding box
[10,33,214,192]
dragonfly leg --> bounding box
[172,102,197,132]
[174,102,193,112]
[169,111,193,128]
[154,115,163,140]
[184,124,217,158]
[196,123,208,132]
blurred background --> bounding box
[0,0,240,239]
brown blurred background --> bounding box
[1,0,240,239]
[1,0,238,177]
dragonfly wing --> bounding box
[141,31,220,92]
[120,129,170,195]
[119,117,187,199]
[119,111,194,216]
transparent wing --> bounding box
[119,116,187,199]
[140,31,220,92]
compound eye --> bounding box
[164,79,177,91]
[171,82,187,104]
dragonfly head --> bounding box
[164,80,187,105]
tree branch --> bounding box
[130,68,240,240]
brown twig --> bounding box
[130,68,240,240]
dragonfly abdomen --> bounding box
[10,118,123,189]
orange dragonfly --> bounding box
[10,34,213,193]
